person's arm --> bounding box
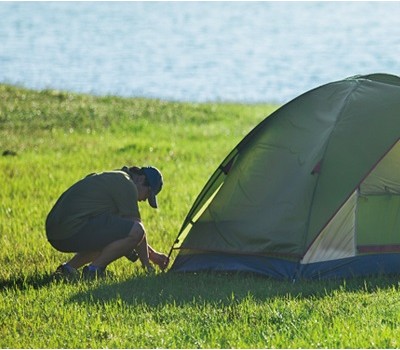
[125,244,170,271]
[129,221,155,273]
[122,215,169,271]
[148,245,170,270]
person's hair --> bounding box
[128,166,142,174]
[128,166,149,186]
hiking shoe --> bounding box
[82,265,109,280]
[52,263,80,281]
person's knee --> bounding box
[128,220,145,245]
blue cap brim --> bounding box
[142,166,162,209]
[148,190,158,209]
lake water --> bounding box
[1,1,400,104]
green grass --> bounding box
[1,83,400,348]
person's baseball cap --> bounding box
[142,166,163,209]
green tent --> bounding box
[170,73,400,280]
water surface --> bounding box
[1,2,399,103]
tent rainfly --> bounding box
[169,73,400,280]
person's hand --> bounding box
[150,251,170,271]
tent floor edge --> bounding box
[170,253,400,281]
[170,253,297,281]
[298,253,400,280]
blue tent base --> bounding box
[171,253,400,280]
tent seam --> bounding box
[300,80,361,266]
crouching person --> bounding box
[45,165,170,279]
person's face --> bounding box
[136,175,151,202]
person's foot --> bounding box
[52,263,80,281]
[82,265,110,280]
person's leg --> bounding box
[49,238,102,277]
[67,251,101,269]
[51,214,147,276]
[90,221,147,268]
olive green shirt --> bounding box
[46,170,140,240]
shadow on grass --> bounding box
[68,271,400,307]
[0,272,55,291]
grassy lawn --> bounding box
[1,84,399,348]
